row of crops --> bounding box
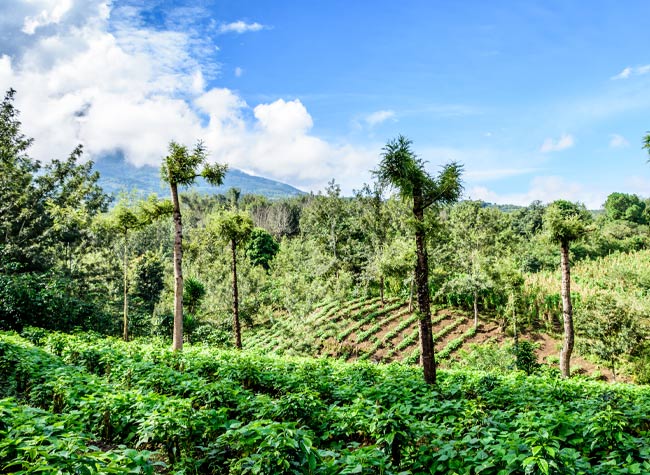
[524,249,650,325]
[243,298,480,363]
[2,330,650,473]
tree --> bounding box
[246,228,279,270]
[373,135,462,384]
[1,89,109,272]
[603,192,646,224]
[98,194,171,341]
[0,89,38,270]
[356,182,392,303]
[580,294,645,381]
[226,187,241,210]
[130,250,165,316]
[543,200,591,378]
[161,141,227,351]
[248,197,302,238]
[300,180,365,276]
[442,201,513,328]
[209,210,254,349]
[183,276,207,342]
[511,200,546,237]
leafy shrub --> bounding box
[513,339,541,375]
[3,330,650,474]
[453,341,515,373]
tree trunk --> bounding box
[380,275,385,305]
[473,290,478,329]
[408,272,414,312]
[559,242,573,378]
[513,296,518,350]
[232,238,242,349]
[171,182,184,351]
[123,232,129,342]
[413,197,436,385]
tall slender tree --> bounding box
[161,141,227,351]
[99,194,172,341]
[374,135,462,384]
[209,210,254,349]
[543,200,591,378]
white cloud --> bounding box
[218,21,265,34]
[540,133,574,153]
[0,2,376,193]
[22,0,73,34]
[234,66,243,77]
[254,99,314,136]
[468,176,606,209]
[364,110,395,127]
[612,64,650,80]
[609,134,629,148]
[612,67,632,80]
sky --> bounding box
[1,0,650,208]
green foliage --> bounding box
[374,135,463,208]
[0,398,158,474]
[603,192,647,224]
[130,250,165,315]
[543,200,592,246]
[513,340,541,375]
[452,341,515,373]
[183,277,207,316]
[209,210,254,246]
[578,294,647,378]
[0,272,107,332]
[246,227,279,270]
[3,330,650,474]
[161,141,227,188]
[512,200,546,237]
[0,109,109,272]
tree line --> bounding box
[2,87,650,383]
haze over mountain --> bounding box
[93,155,305,199]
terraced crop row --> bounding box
[336,301,404,342]
[357,307,412,344]
[438,325,478,360]
[316,300,389,340]
[245,299,491,365]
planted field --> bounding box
[243,298,494,365]
[524,249,650,326]
[2,331,650,474]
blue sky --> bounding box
[1,0,650,207]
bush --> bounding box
[452,341,515,373]
[0,272,106,333]
[513,339,540,375]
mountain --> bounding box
[92,155,305,199]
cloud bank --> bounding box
[0,1,374,192]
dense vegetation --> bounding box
[3,87,650,471]
[3,330,650,474]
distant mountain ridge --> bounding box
[93,155,305,199]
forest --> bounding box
[3,84,650,474]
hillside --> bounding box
[242,297,615,379]
[93,154,306,199]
